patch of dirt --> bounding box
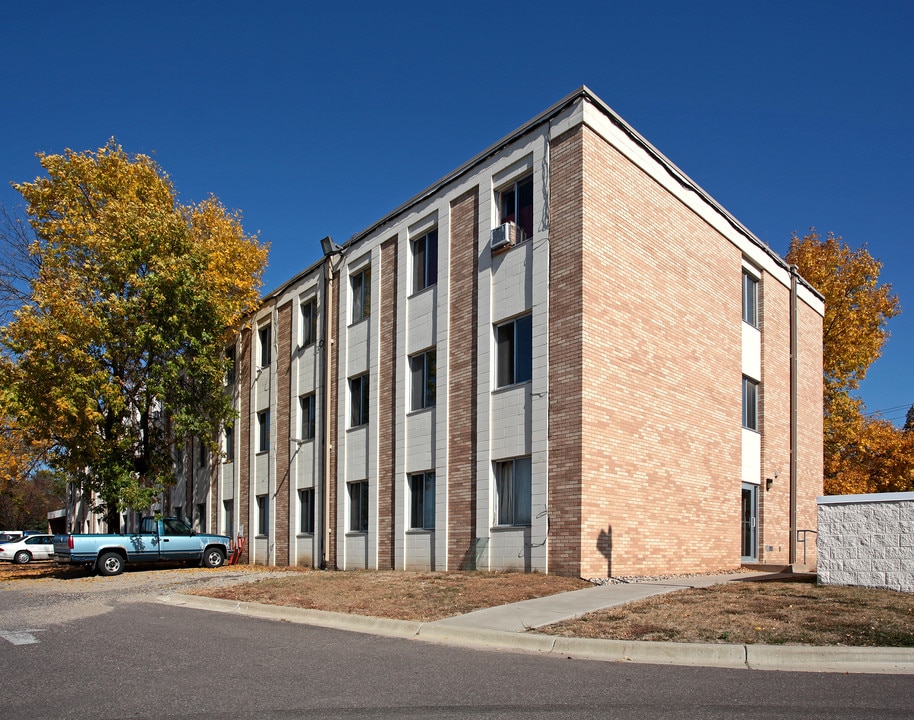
[194,568,590,621]
[541,578,914,647]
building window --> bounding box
[498,175,534,242]
[257,410,270,452]
[301,298,317,347]
[411,228,438,293]
[198,440,207,468]
[196,503,206,533]
[173,505,183,521]
[409,472,435,530]
[496,314,533,387]
[259,325,272,367]
[224,425,234,462]
[256,494,269,536]
[742,377,759,431]
[298,488,315,534]
[742,270,759,327]
[495,456,532,526]
[351,266,371,323]
[349,374,369,428]
[225,346,236,384]
[223,499,234,538]
[299,394,316,440]
[409,349,436,411]
[349,481,369,533]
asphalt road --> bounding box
[1,573,913,719]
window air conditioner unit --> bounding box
[491,222,523,251]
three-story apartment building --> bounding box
[164,87,823,577]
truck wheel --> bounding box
[14,550,31,564]
[202,547,225,569]
[97,552,124,576]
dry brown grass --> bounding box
[5,562,912,647]
[542,577,914,647]
[195,568,590,621]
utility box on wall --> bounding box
[817,491,914,593]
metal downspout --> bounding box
[789,265,799,565]
[321,261,334,568]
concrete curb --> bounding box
[550,636,748,668]
[157,594,423,639]
[158,594,914,674]
[744,643,914,674]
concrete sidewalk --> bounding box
[158,572,914,675]
[428,572,764,633]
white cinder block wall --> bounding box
[817,492,914,593]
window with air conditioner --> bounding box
[492,175,533,250]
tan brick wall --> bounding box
[377,237,398,569]
[796,297,823,566]
[448,187,479,570]
[576,124,744,577]
[238,327,252,563]
[275,301,292,565]
[547,127,586,575]
[760,272,791,562]
[759,275,824,566]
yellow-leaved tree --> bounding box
[786,229,914,494]
[0,140,268,527]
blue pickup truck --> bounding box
[54,516,233,576]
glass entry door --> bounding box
[741,483,758,562]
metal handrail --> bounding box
[796,529,818,565]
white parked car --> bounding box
[0,534,55,564]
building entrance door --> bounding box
[741,483,758,562]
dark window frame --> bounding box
[495,314,533,388]
[409,471,436,530]
[742,270,759,327]
[350,266,371,324]
[256,494,269,536]
[298,488,315,534]
[411,228,438,293]
[348,481,369,533]
[299,393,316,440]
[259,325,272,367]
[349,374,370,428]
[301,297,317,347]
[494,456,532,527]
[742,376,759,431]
[498,175,534,242]
[409,348,436,411]
[257,410,270,453]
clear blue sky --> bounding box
[2,1,912,422]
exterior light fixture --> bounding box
[320,236,343,256]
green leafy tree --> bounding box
[0,140,268,527]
